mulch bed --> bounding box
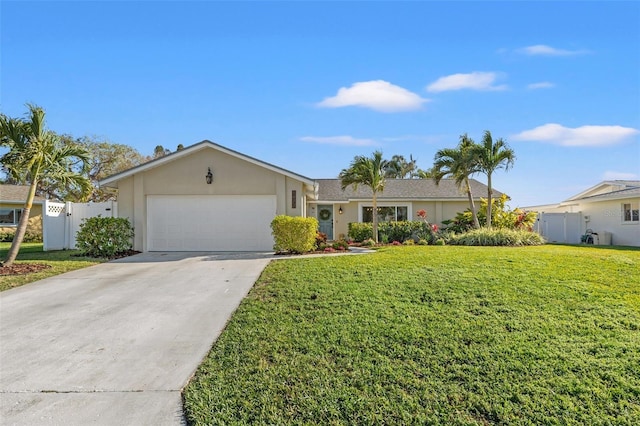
[0,250,141,277]
[0,263,52,276]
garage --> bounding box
[147,195,277,251]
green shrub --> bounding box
[448,228,545,246]
[348,222,373,242]
[417,238,429,246]
[271,215,318,254]
[315,231,328,249]
[76,217,134,257]
[0,230,42,243]
[361,238,376,247]
[403,239,415,246]
[332,240,349,251]
[349,221,426,243]
[379,221,424,243]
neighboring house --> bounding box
[99,141,318,252]
[527,180,640,246]
[0,184,45,237]
[312,178,500,240]
[100,141,501,252]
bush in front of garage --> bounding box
[271,215,318,254]
[76,217,134,258]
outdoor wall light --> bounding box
[206,167,213,184]
[338,206,343,214]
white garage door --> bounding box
[147,195,277,251]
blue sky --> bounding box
[2,1,639,207]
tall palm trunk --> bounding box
[486,174,493,228]
[2,180,37,267]
[465,178,481,229]
[372,192,379,243]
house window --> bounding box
[0,208,22,225]
[291,190,297,209]
[362,206,408,222]
[622,202,639,222]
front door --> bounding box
[317,205,334,240]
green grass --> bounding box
[0,243,105,291]
[184,245,640,425]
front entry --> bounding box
[317,204,334,240]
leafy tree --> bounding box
[339,151,389,243]
[79,137,146,201]
[473,131,516,228]
[0,104,91,266]
[431,133,481,228]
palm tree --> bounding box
[431,134,481,229]
[385,154,418,179]
[474,130,516,228]
[0,104,92,267]
[339,151,389,243]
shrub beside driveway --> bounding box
[184,244,640,425]
[0,243,105,292]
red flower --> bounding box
[417,209,427,219]
[431,224,439,232]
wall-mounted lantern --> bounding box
[338,206,343,214]
[206,167,213,184]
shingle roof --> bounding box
[0,185,45,203]
[579,185,640,202]
[315,178,501,202]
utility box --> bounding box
[596,231,611,245]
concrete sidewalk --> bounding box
[0,252,273,425]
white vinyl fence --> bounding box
[43,200,117,251]
[535,212,583,244]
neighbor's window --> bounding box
[362,206,408,222]
[622,202,639,222]
[0,208,22,225]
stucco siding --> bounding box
[580,200,639,246]
[112,148,310,251]
[0,203,43,237]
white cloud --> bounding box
[512,123,639,147]
[527,81,555,90]
[426,72,507,93]
[602,171,639,180]
[316,80,428,112]
[518,44,589,56]
[300,135,377,147]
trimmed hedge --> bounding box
[348,221,426,243]
[0,230,42,243]
[271,215,318,254]
[76,217,134,257]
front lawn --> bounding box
[184,245,640,425]
[0,243,105,291]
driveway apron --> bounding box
[0,252,272,425]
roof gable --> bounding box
[99,140,316,188]
[566,180,640,202]
[315,178,501,201]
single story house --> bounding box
[312,178,499,240]
[0,184,44,238]
[526,180,639,246]
[100,141,500,252]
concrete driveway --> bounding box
[0,252,273,425]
